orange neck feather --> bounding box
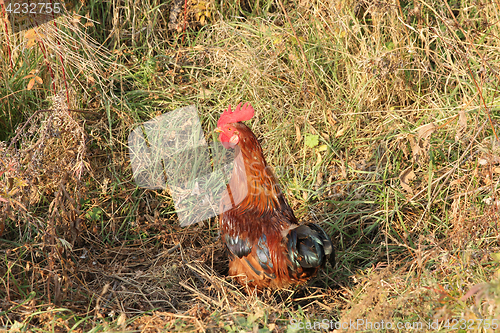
[221,123,282,214]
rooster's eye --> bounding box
[228,128,232,131]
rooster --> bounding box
[215,103,334,289]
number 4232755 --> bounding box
[443,319,498,330]
[5,2,62,15]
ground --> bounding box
[1,0,500,331]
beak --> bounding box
[214,127,222,133]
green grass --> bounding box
[1,0,500,331]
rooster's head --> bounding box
[215,103,254,149]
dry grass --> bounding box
[1,0,500,331]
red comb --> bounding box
[217,103,255,127]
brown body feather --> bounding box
[219,122,332,289]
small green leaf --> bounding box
[85,207,103,221]
[304,134,319,148]
[317,144,327,151]
[491,253,500,262]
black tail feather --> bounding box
[287,223,334,270]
